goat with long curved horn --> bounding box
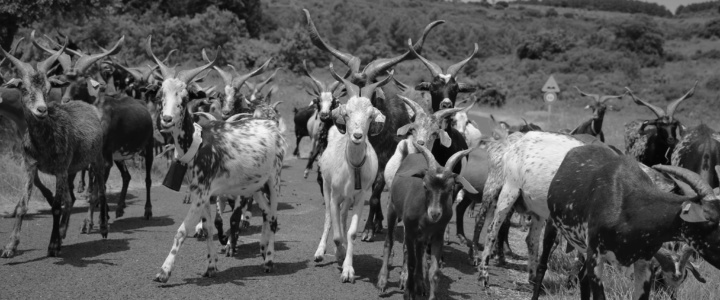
[667,80,698,120]
[145,36,175,80]
[177,48,217,84]
[626,86,665,118]
[304,9,361,77]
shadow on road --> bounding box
[5,238,133,268]
[159,258,311,288]
[111,215,175,234]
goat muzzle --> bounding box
[440,98,453,109]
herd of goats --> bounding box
[1,8,720,300]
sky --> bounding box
[649,0,714,14]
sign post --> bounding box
[542,75,560,115]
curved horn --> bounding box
[445,148,473,173]
[213,65,234,86]
[360,70,393,98]
[74,35,125,74]
[304,9,361,75]
[146,36,174,79]
[329,63,359,99]
[231,58,271,89]
[408,38,442,77]
[302,60,325,94]
[574,86,600,103]
[0,40,34,78]
[599,92,626,104]
[163,49,178,65]
[177,48,217,84]
[653,165,714,199]
[434,97,476,120]
[667,81,698,120]
[393,77,410,92]
[460,96,476,113]
[114,62,143,82]
[363,20,445,83]
[37,35,67,75]
[329,67,352,94]
[413,141,438,174]
[626,87,665,118]
[271,101,283,110]
[398,95,426,120]
[447,43,479,78]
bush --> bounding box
[556,48,641,80]
[546,8,559,18]
[563,12,574,18]
[523,8,543,18]
[692,49,720,60]
[705,75,720,91]
[664,51,686,62]
[700,19,720,39]
[611,16,665,67]
[516,30,575,60]
[477,87,506,107]
[496,1,509,8]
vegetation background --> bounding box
[2,0,720,299]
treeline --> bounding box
[520,0,672,17]
[676,1,719,15]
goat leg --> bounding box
[530,221,558,300]
[314,181,333,262]
[226,203,244,257]
[428,237,443,300]
[1,165,37,258]
[361,174,385,242]
[115,160,131,218]
[478,184,520,287]
[377,204,397,292]
[154,193,207,283]
[144,144,153,219]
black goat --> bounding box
[0,38,109,258]
[625,82,697,167]
[569,86,625,142]
[531,144,720,300]
[377,143,476,299]
[672,123,720,189]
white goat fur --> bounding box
[313,96,383,283]
[478,131,585,284]
[453,110,482,148]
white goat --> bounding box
[313,65,391,283]
[452,98,482,148]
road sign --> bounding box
[543,92,557,103]
[542,75,560,93]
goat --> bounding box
[311,65,390,283]
[292,105,316,157]
[625,82,697,167]
[35,34,155,220]
[671,123,720,189]
[649,243,705,300]
[211,58,271,119]
[305,9,444,242]
[0,38,108,258]
[569,87,625,142]
[530,145,720,300]
[451,97,482,148]
[377,142,477,299]
[148,37,287,282]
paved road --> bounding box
[0,156,532,300]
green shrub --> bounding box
[496,1,509,8]
[705,75,720,91]
[516,30,575,60]
[523,8,543,18]
[563,12,574,18]
[477,87,506,107]
[556,48,641,80]
[611,16,665,67]
[546,8,559,18]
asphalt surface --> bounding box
[0,155,533,300]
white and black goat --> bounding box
[312,65,391,283]
[569,86,625,142]
[0,38,109,258]
[531,145,720,300]
[451,97,482,148]
[377,142,477,299]
[147,37,287,282]
[210,58,271,119]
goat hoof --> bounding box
[377,275,388,292]
[457,235,471,247]
[115,208,124,219]
[399,271,408,290]
[415,280,428,296]
[203,266,218,278]
[264,260,274,273]
[144,210,152,220]
[1,247,16,258]
[340,266,355,283]
[336,246,346,267]
[100,226,108,239]
[303,169,310,179]
[314,254,324,263]
[225,246,236,257]
[81,220,92,234]
[195,229,208,240]
[373,221,384,234]
[478,272,490,288]
[154,270,171,283]
[47,242,62,257]
[76,186,85,194]
[242,220,250,229]
[361,230,374,242]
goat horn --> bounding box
[0,37,23,68]
[363,20,444,83]
[360,70,393,98]
[667,81,698,120]
[232,58,271,89]
[329,63,359,99]
[435,97,476,120]
[304,9,361,75]
[74,35,124,74]
[599,92,626,104]
[398,95,426,120]
[460,96,476,113]
[177,48,217,84]
[393,77,410,92]
[213,65,234,87]
[653,165,715,199]
[413,140,438,174]
[408,38,442,77]
[33,32,74,72]
[42,33,84,57]
[253,68,279,95]
[329,67,352,94]
[625,87,666,118]
[445,147,473,173]
[146,36,174,80]
[574,86,600,103]
[302,60,325,95]
[0,40,35,78]
[271,101,283,110]
[37,34,67,75]
[447,43,479,78]
[113,62,143,82]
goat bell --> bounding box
[162,160,188,191]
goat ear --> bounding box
[370,109,386,136]
[396,168,426,179]
[679,201,708,223]
[455,174,478,194]
[331,105,346,134]
[687,262,707,283]
[415,82,431,91]
[277,117,287,133]
[439,130,452,148]
[397,123,413,136]
[47,76,68,88]
[457,83,477,93]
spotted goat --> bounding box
[147,37,287,282]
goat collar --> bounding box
[346,143,367,190]
[176,123,203,164]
